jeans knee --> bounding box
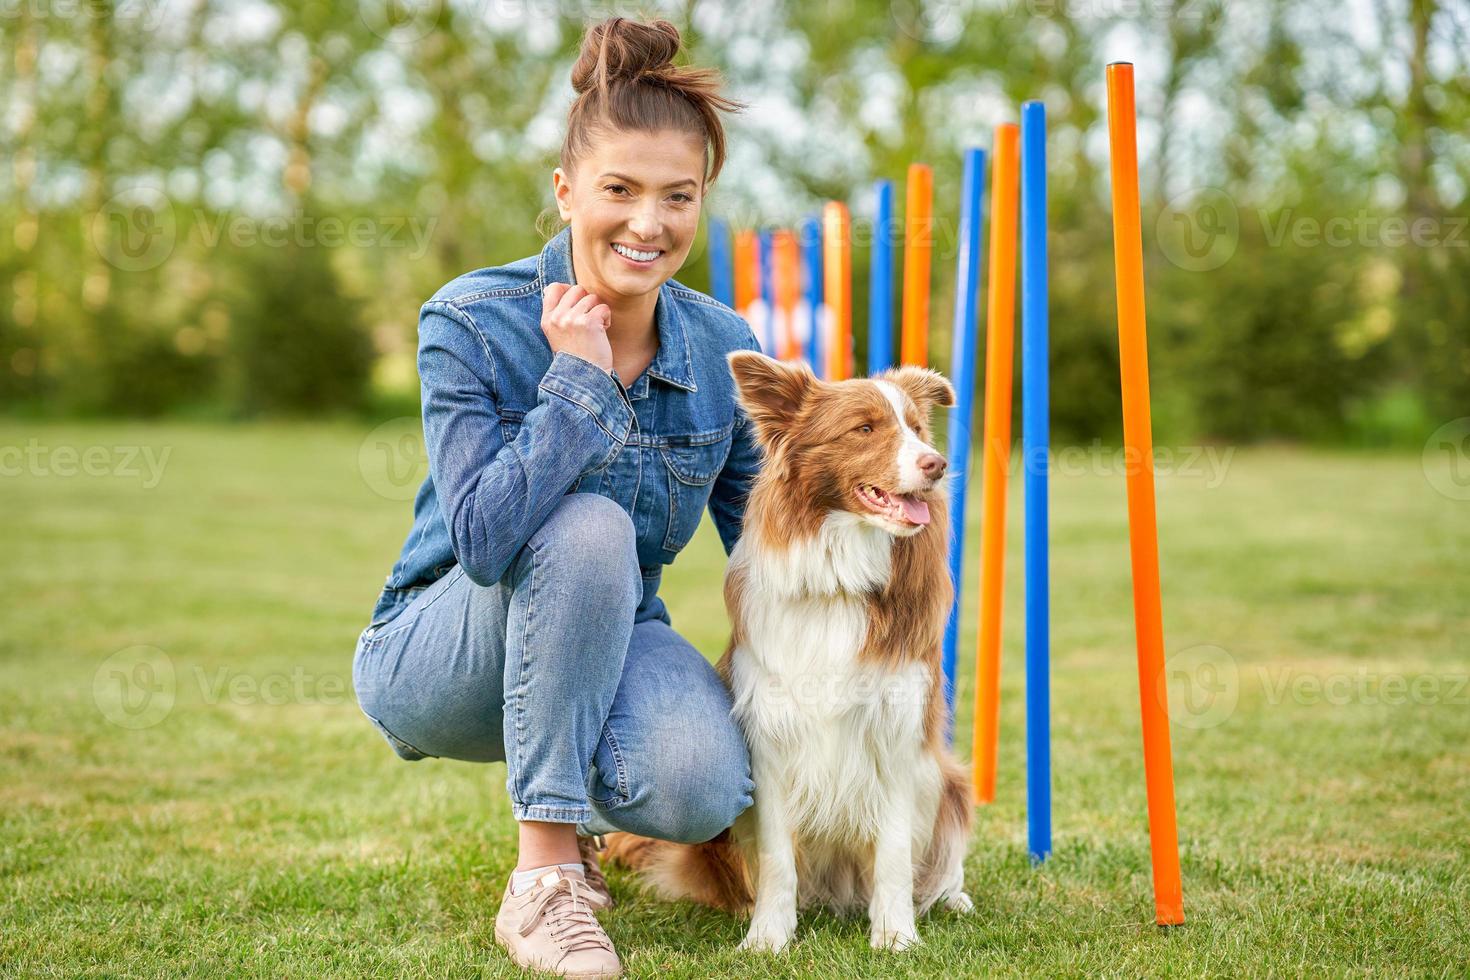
[520,493,639,602]
[608,748,755,844]
[681,779,755,844]
[537,493,635,563]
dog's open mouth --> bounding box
[855,484,931,527]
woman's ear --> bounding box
[552,167,573,222]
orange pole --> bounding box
[1106,61,1185,928]
[971,123,1019,806]
[823,202,852,380]
[901,163,934,366]
[734,229,757,317]
[774,229,801,361]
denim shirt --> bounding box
[367,226,765,629]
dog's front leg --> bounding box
[738,765,798,952]
[869,771,920,950]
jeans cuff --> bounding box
[512,802,594,824]
[577,809,619,838]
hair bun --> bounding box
[570,16,682,95]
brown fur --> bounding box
[603,353,972,917]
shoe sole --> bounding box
[494,923,623,979]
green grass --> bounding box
[3,420,1468,976]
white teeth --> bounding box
[612,243,660,262]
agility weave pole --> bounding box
[901,163,934,367]
[942,148,986,733]
[708,217,734,309]
[1020,100,1052,864]
[801,215,824,379]
[822,201,852,381]
[1106,60,1185,927]
[971,122,1019,807]
[869,180,896,375]
[773,229,801,361]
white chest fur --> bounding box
[726,512,934,843]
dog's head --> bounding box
[727,350,956,538]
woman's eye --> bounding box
[606,184,629,195]
[671,193,693,204]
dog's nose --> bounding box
[918,453,947,481]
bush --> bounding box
[225,238,374,417]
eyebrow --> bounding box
[598,172,699,190]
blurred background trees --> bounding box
[0,0,1465,441]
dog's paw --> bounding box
[942,890,974,913]
[739,918,795,953]
[870,922,921,951]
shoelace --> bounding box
[517,876,612,954]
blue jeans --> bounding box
[352,493,755,843]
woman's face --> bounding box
[553,127,706,303]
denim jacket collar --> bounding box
[537,226,698,393]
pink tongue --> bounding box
[898,495,930,525]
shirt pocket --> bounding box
[659,426,732,555]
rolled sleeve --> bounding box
[537,350,636,453]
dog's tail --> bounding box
[601,828,752,914]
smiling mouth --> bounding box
[855,484,931,526]
[611,242,663,266]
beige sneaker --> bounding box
[494,866,622,979]
[577,834,614,909]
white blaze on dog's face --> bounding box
[727,351,957,538]
[874,380,944,495]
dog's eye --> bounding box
[857,424,873,435]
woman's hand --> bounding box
[541,283,614,374]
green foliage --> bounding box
[0,0,1466,441]
[88,303,219,417]
[223,239,374,417]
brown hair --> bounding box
[561,17,745,189]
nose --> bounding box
[628,208,662,241]
[918,452,947,481]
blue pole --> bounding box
[709,217,734,309]
[942,149,986,743]
[868,180,895,376]
[1021,100,1052,863]
[758,229,776,354]
[801,216,825,379]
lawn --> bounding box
[2,420,1467,976]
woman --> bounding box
[352,17,758,979]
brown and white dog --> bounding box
[603,351,974,952]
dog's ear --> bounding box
[884,365,956,418]
[726,350,816,463]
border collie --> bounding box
[604,351,973,952]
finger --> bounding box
[557,284,589,310]
[587,304,612,330]
[569,293,601,317]
[543,282,570,311]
